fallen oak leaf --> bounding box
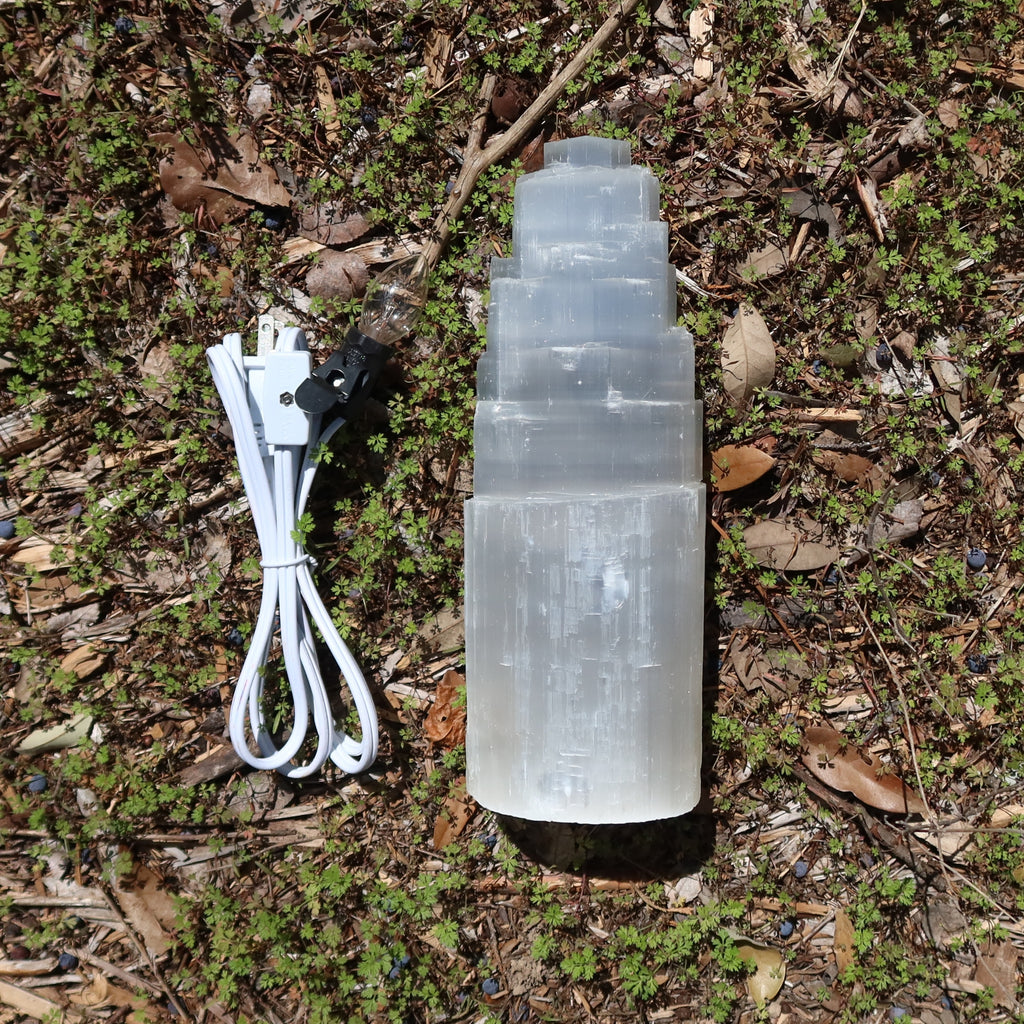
[734,938,786,1005]
[424,669,467,749]
[736,241,788,280]
[730,638,808,697]
[711,444,776,491]
[974,941,1019,1010]
[801,725,927,815]
[432,776,475,849]
[742,519,837,572]
[151,130,292,224]
[721,303,776,405]
[780,186,845,243]
[833,906,856,974]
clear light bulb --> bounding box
[358,252,429,345]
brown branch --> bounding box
[423,0,643,269]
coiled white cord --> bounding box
[207,323,378,778]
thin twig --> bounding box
[424,0,643,268]
[98,882,191,1021]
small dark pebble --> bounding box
[966,654,988,675]
[58,951,79,971]
[27,774,47,794]
[389,954,411,979]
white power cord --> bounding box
[206,317,378,778]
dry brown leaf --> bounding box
[743,519,837,571]
[116,862,178,957]
[152,131,292,224]
[432,777,475,849]
[780,187,845,243]
[853,300,878,341]
[424,669,467,748]
[814,451,882,489]
[711,444,776,491]
[974,941,1019,1009]
[779,17,864,117]
[297,205,372,247]
[734,939,785,1004]
[730,638,808,697]
[801,725,927,815]
[1006,401,1024,443]
[868,499,923,545]
[721,304,776,405]
[305,250,369,301]
[989,803,1024,828]
[190,260,235,297]
[937,99,961,128]
[834,906,856,974]
[930,334,965,384]
[737,241,788,279]
[890,330,916,360]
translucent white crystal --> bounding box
[465,137,705,824]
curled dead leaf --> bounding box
[721,303,776,405]
[424,670,467,749]
[730,638,808,697]
[737,241,788,280]
[801,725,927,815]
[742,519,837,572]
[735,939,786,1004]
[711,444,776,491]
[833,906,855,974]
[151,130,292,225]
[974,941,1019,1010]
[432,777,475,849]
[814,451,884,492]
[780,187,845,243]
[298,204,372,247]
[305,251,370,301]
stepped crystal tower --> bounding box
[465,137,704,823]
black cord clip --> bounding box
[294,325,390,419]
